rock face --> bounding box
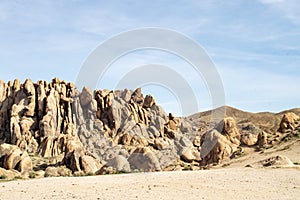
[278,112,300,133]
[0,78,100,175]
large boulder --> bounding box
[45,166,72,177]
[131,88,144,106]
[79,86,93,107]
[64,148,84,172]
[257,131,268,148]
[215,117,240,146]
[80,155,102,174]
[241,133,258,146]
[128,147,161,172]
[278,112,300,133]
[0,143,32,173]
[106,155,131,173]
[200,118,241,165]
[200,126,239,165]
[143,95,155,108]
[154,138,169,150]
[164,113,180,139]
[180,146,198,163]
[240,124,263,146]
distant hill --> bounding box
[186,105,300,134]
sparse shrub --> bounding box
[245,164,252,168]
[13,176,23,180]
[259,148,265,154]
[281,135,290,142]
[235,149,245,157]
[281,145,290,151]
[183,164,191,171]
[85,172,95,176]
[113,170,127,175]
[44,172,50,177]
[29,172,36,179]
[281,132,300,143]
[222,163,230,167]
[0,174,7,180]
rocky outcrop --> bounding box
[0,78,101,175]
[257,131,268,148]
[0,78,298,176]
[200,117,240,165]
[215,117,240,146]
[0,79,174,174]
[256,155,294,168]
[164,113,180,139]
[180,146,200,163]
[241,132,258,146]
[0,143,32,173]
[0,79,39,153]
[278,112,300,133]
[240,124,264,146]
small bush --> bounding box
[44,172,50,177]
[0,174,7,180]
[29,172,36,179]
[222,163,230,167]
[85,172,95,176]
[245,164,252,168]
[259,148,265,154]
[13,176,23,180]
[183,164,191,171]
[281,135,290,142]
[281,145,290,151]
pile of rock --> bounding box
[0,78,298,178]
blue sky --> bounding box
[0,0,299,115]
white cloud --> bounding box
[259,0,300,23]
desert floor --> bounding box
[0,168,299,200]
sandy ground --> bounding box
[0,168,299,200]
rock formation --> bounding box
[0,78,299,179]
[257,155,294,168]
[200,117,240,165]
[0,143,32,174]
[278,112,300,133]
